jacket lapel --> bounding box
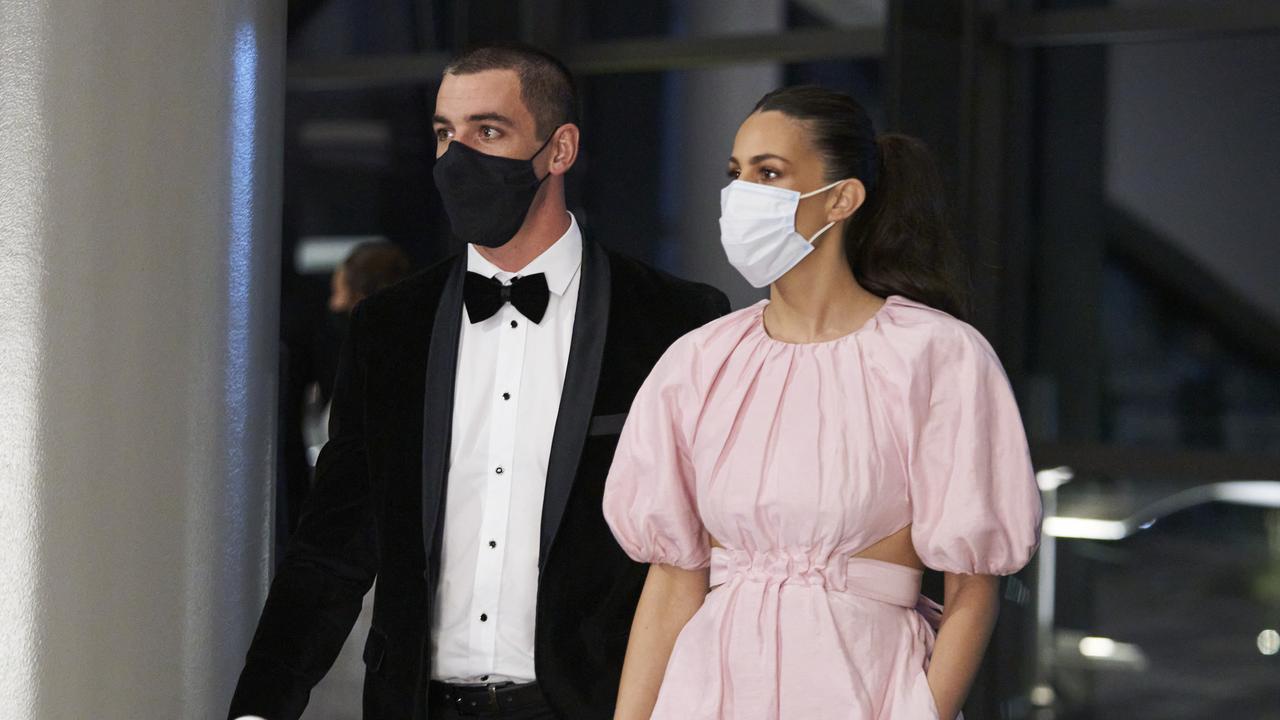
[539,237,611,569]
[421,256,466,580]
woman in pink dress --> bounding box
[602,86,1042,720]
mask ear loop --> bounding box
[528,126,563,185]
[806,220,838,244]
[528,127,560,161]
[798,179,848,243]
[798,179,847,199]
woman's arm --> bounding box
[614,563,709,720]
[926,573,1001,720]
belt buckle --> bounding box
[486,683,499,711]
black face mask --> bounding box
[432,131,557,248]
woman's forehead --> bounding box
[732,111,815,162]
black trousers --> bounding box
[427,688,559,720]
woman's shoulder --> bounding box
[874,294,1002,371]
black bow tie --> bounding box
[463,271,550,324]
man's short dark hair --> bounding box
[444,43,579,139]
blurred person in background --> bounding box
[303,241,415,473]
[279,240,413,567]
[328,241,415,315]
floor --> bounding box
[300,584,374,720]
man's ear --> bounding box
[546,124,580,177]
[826,179,867,223]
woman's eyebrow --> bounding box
[730,153,790,165]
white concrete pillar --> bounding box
[0,1,284,716]
[666,0,784,309]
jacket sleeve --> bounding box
[702,285,732,323]
[228,301,379,720]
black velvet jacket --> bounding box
[229,237,730,720]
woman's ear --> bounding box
[546,124,580,177]
[826,179,867,223]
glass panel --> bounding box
[1047,470,1280,719]
[566,0,886,42]
[1029,30,1280,720]
[288,0,430,59]
[1026,36,1280,453]
[1101,35,1280,453]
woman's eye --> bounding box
[760,167,780,181]
[726,168,740,180]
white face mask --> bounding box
[718,179,845,288]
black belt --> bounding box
[427,680,547,716]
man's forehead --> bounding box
[435,69,529,121]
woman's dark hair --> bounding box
[342,241,412,299]
[752,86,971,320]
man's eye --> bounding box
[481,126,500,139]
[435,128,452,141]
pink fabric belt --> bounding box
[709,547,944,628]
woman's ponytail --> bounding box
[844,133,970,320]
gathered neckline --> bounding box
[753,295,900,347]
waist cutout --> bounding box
[709,547,924,609]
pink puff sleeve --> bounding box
[603,339,710,570]
[908,324,1043,576]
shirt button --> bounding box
[489,540,497,548]
[510,320,518,328]
[495,466,504,475]
[480,613,488,622]
[502,392,511,401]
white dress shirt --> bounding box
[430,214,583,684]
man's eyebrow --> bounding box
[466,112,516,126]
[431,114,451,126]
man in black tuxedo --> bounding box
[228,44,729,720]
